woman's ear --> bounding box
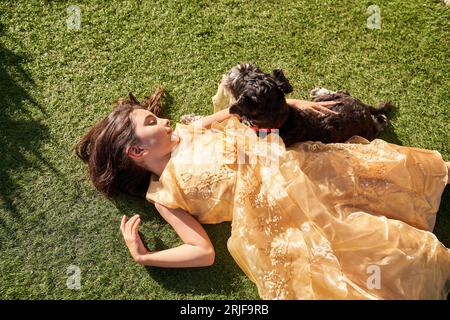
[127,145,149,160]
[271,69,293,94]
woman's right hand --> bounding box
[120,214,148,263]
[286,99,339,117]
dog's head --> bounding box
[219,63,293,129]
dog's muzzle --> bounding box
[249,110,289,134]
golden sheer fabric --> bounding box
[146,116,449,300]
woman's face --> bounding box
[130,109,180,159]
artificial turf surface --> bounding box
[0,0,449,299]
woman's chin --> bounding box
[170,133,181,150]
[170,133,180,143]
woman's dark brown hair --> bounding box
[75,86,164,198]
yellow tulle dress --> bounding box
[146,116,449,300]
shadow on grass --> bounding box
[159,89,175,121]
[144,223,248,297]
[377,101,402,145]
[434,186,450,248]
[113,194,250,297]
[0,22,52,229]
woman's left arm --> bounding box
[193,107,239,129]
[193,99,337,129]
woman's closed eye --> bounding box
[145,115,156,125]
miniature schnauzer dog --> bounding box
[211,63,394,147]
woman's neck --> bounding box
[142,153,171,177]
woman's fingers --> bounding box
[317,100,337,106]
[120,215,127,233]
[125,214,140,235]
[309,107,327,117]
[312,103,339,116]
[131,217,141,236]
[120,214,142,248]
[318,106,338,115]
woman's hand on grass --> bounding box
[120,214,148,264]
[287,99,339,117]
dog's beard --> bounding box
[240,115,254,127]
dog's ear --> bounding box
[229,103,241,115]
[229,95,253,115]
[271,69,293,94]
[128,92,140,105]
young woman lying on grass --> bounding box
[76,89,450,299]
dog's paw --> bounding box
[310,87,333,99]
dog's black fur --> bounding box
[221,63,394,147]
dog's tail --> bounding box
[371,101,394,132]
[370,101,395,115]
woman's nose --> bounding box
[164,119,171,127]
[158,118,170,127]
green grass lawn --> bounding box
[0,0,449,299]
